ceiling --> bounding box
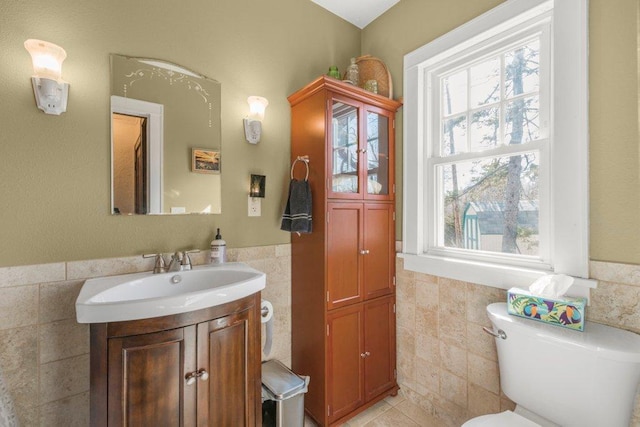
[311,0,400,29]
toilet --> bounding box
[463,302,640,427]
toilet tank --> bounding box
[487,302,640,427]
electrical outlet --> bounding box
[248,196,261,216]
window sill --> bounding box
[398,253,596,301]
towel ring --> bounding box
[291,155,310,180]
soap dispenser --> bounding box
[210,228,227,264]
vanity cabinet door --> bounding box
[107,326,197,427]
[196,307,260,427]
[363,203,395,300]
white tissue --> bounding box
[528,274,574,299]
[261,299,274,358]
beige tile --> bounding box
[0,263,65,288]
[0,285,38,330]
[415,279,439,310]
[590,260,640,286]
[439,370,467,408]
[500,396,516,412]
[39,280,84,323]
[415,333,439,364]
[40,354,90,404]
[0,326,38,424]
[468,353,500,394]
[438,312,466,348]
[438,278,467,314]
[415,356,439,394]
[415,307,438,338]
[396,276,416,304]
[39,319,89,364]
[467,383,500,418]
[39,392,89,427]
[440,342,467,378]
[383,393,405,407]
[396,299,415,330]
[397,350,416,391]
[589,281,640,332]
[465,284,505,326]
[275,243,291,258]
[67,255,155,280]
[234,245,277,261]
[466,320,497,361]
[362,407,420,426]
[346,400,393,426]
[395,399,441,426]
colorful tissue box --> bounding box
[507,288,587,331]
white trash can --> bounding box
[261,359,310,427]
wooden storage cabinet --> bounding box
[90,293,261,427]
[289,76,401,426]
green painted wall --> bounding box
[2,0,638,267]
[362,0,640,265]
[0,0,360,267]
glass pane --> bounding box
[470,57,500,107]
[505,96,539,145]
[332,101,359,193]
[470,107,499,151]
[438,152,539,256]
[441,70,467,116]
[366,112,389,195]
[441,115,467,156]
[505,40,540,98]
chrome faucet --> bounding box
[168,250,200,272]
[143,250,200,274]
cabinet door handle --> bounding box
[365,351,371,357]
[185,368,209,385]
[360,249,370,255]
[360,352,367,358]
[197,368,209,381]
[185,371,197,386]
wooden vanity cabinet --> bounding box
[289,76,401,426]
[90,293,261,427]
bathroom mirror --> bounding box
[110,54,222,215]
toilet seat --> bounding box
[462,410,541,427]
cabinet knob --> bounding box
[185,368,209,385]
[198,368,209,381]
[360,352,367,358]
[360,249,370,255]
[185,371,197,386]
[365,351,371,357]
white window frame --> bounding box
[402,0,595,293]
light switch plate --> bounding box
[248,196,261,216]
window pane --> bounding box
[366,112,390,195]
[505,96,540,145]
[505,40,540,98]
[332,101,359,193]
[442,70,467,116]
[441,115,467,156]
[470,107,499,151]
[438,152,539,255]
[470,57,500,107]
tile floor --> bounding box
[303,394,442,426]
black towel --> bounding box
[281,179,312,233]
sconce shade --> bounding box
[24,39,69,115]
[247,96,269,121]
[24,39,67,81]
[250,174,266,198]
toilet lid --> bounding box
[462,411,541,427]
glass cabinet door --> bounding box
[365,109,392,198]
[331,99,360,196]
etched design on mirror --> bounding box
[110,54,222,216]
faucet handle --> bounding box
[143,253,168,274]
[181,250,200,270]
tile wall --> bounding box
[1,244,640,426]
[395,257,640,427]
[0,245,291,427]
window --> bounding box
[402,0,593,290]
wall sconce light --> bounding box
[24,39,69,115]
[244,96,268,144]
[250,174,266,198]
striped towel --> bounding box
[280,179,312,233]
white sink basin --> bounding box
[76,262,266,323]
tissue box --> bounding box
[507,288,586,331]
